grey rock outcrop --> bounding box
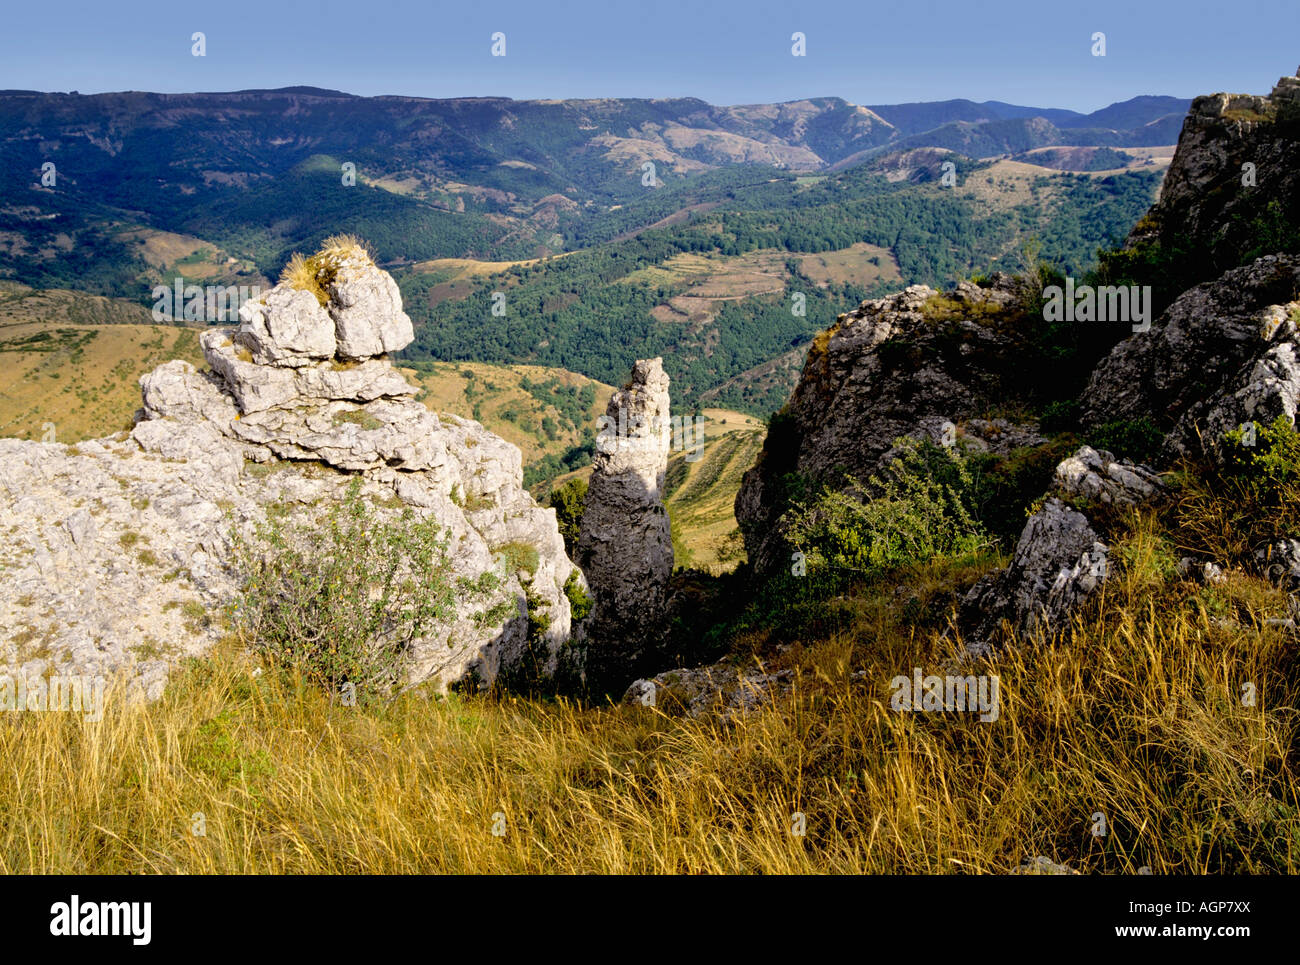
[736,274,1043,576]
[574,358,674,693]
[1178,556,1227,585]
[961,445,1164,652]
[324,256,415,359]
[1054,445,1164,505]
[1,257,577,698]
[1124,68,1300,281]
[1254,538,1300,589]
[1080,67,1300,466]
[962,497,1109,653]
[1197,340,1300,460]
[236,286,337,365]
[1014,856,1080,875]
[1079,254,1300,463]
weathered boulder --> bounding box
[325,256,414,359]
[574,358,674,693]
[1197,341,1300,461]
[962,497,1109,653]
[961,443,1165,651]
[1014,856,1080,875]
[0,255,578,699]
[622,662,794,722]
[1178,556,1227,585]
[1054,445,1165,505]
[1079,254,1300,463]
[736,274,1042,576]
[236,286,337,365]
[139,360,243,431]
[1254,538,1300,589]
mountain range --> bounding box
[0,87,1186,277]
[0,85,1179,452]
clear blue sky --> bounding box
[3,0,1297,112]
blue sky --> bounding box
[3,0,1297,112]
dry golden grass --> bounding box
[0,320,204,442]
[2,506,1294,874]
[280,236,377,306]
[665,423,766,572]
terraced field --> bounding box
[664,412,766,572]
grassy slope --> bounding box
[402,360,612,466]
[0,284,206,441]
[664,412,766,572]
[4,502,1293,873]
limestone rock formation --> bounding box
[1054,445,1164,505]
[1,253,576,697]
[1124,67,1300,282]
[961,445,1164,652]
[1079,254,1300,462]
[1080,69,1300,465]
[322,255,415,359]
[574,358,673,693]
[961,497,1108,653]
[735,274,1041,576]
[236,286,337,365]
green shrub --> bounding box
[1224,414,1300,506]
[782,439,990,582]
[1173,415,1300,566]
[495,540,540,577]
[564,570,593,621]
[966,437,1079,547]
[1086,417,1164,464]
[230,479,458,699]
[546,478,587,556]
[1039,398,1080,433]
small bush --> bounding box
[564,570,593,621]
[1225,413,1300,496]
[495,540,540,578]
[1039,398,1080,433]
[1086,417,1164,464]
[546,477,587,556]
[231,479,458,699]
[1173,415,1300,565]
[783,439,990,584]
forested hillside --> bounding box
[402,162,1161,414]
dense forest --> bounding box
[400,165,1162,416]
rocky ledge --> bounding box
[0,246,577,696]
